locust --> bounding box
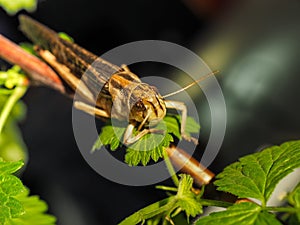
[18,15,213,145]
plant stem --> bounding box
[199,199,233,208]
[0,85,27,134]
[266,206,299,213]
[119,197,175,225]
[163,149,179,187]
[156,185,178,192]
[0,35,64,93]
[0,89,14,95]
[165,145,214,187]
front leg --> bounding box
[123,123,164,145]
[164,100,198,145]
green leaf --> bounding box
[125,133,173,166]
[287,182,300,222]
[0,160,25,224]
[163,115,181,139]
[0,96,26,122]
[0,66,28,136]
[19,43,36,56]
[0,120,28,163]
[119,174,202,225]
[92,114,200,166]
[0,0,36,14]
[0,193,24,223]
[1,175,24,196]
[58,32,74,42]
[0,66,28,162]
[288,182,300,208]
[0,160,55,224]
[92,124,125,152]
[5,196,24,218]
[195,202,282,225]
[0,160,23,176]
[4,188,56,225]
[183,115,200,135]
[119,197,173,225]
[176,174,202,219]
[0,66,27,90]
[215,140,300,205]
[177,174,193,194]
[163,114,200,140]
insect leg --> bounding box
[123,123,164,145]
[73,101,110,118]
[37,48,95,103]
[164,100,198,145]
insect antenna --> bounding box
[162,70,219,98]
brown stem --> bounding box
[166,145,215,187]
[0,34,65,93]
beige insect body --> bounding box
[18,15,212,145]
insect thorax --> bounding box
[109,81,166,124]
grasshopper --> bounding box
[19,15,213,145]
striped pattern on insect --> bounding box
[19,15,214,145]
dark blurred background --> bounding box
[1,0,300,224]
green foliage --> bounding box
[164,115,200,140]
[0,160,25,224]
[0,0,36,15]
[125,133,173,166]
[119,174,202,225]
[58,32,74,42]
[288,182,300,209]
[287,182,300,223]
[0,120,27,163]
[19,43,36,56]
[195,202,282,225]
[121,140,300,224]
[0,66,28,125]
[0,104,27,162]
[0,97,26,122]
[214,140,300,206]
[5,188,56,225]
[176,174,203,218]
[0,63,55,224]
[193,141,300,225]
[92,114,200,166]
[0,66,28,162]
[0,159,56,225]
[1,17,300,225]
[92,124,126,152]
[0,66,27,91]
